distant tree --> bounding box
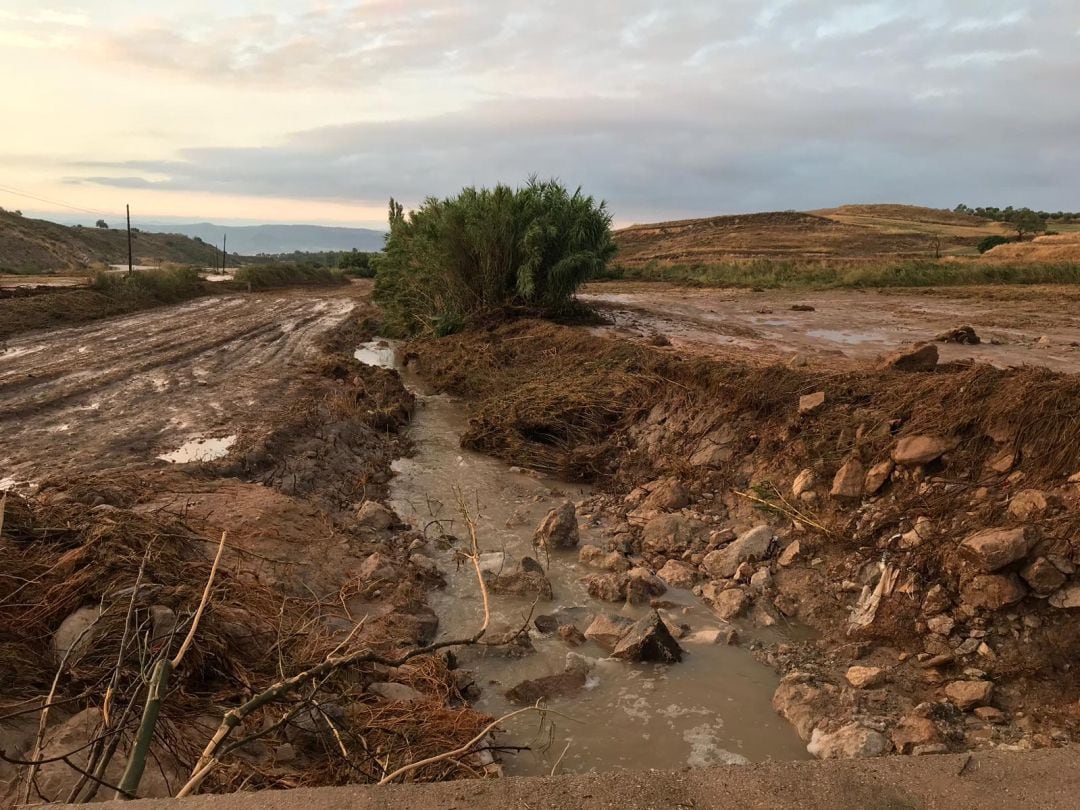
[1010,209,1046,241]
[96,219,109,229]
[977,235,1011,254]
[13,210,21,216]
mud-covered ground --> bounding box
[582,282,1080,373]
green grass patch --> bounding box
[232,263,345,290]
[89,266,204,303]
[601,259,1080,289]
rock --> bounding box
[641,513,708,555]
[749,568,772,590]
[845,666,886,689]
[579,545,630,572]
[487,557,554,600]
[1021,557,1067,595]
[702,525,774,579]
[923,584,952,615]
[149,605,177,645]
[926,614,955,635]
[625,567,667,605]
[356,500,396,531]
[791,304,816,312]
[1049,584,1080,609]
[807,723,891,759]
[557,624,586,646]
[863,460,895,495]
[799,391,826,415]
[369,682,428,703]
[960,527,1034,572]
[892,435,955,466]
[830,458,865,499]
[657,559,699,589]
[610,611,683,663]
[899,516,933,549]
[584,572,628,602]
[409,553,440,578]
[935,325,980,345]
[878,342,939,372]
[534,614,559,634]
[944,679,993,710]
[505,667,588,704]
[890,716,940,754]
[287,702,349,752]
[1008,489,1048,520]
[642,478,690,511]
[791,469,816,498]
[53,606,100,662]
[772,673,836,741]
[705,586,750,621]
[273,743,297,763]
[961,574,1027,610]
[478,551,512,574]
[534,502,579,550]
[988,447,1016,473]
[358,552,398,582]
[683,627,728,645]
[974,706,1005,724]
[37,709,181,800]
[584,614,635,650]
[778,540,801,567]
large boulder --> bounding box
[610,611,684,663]
[641,513,708,555]
[807,723,891,759]
[702,584,749,620]
[1050,584,1080,609]
[830,458,865,499]
[642,478,690,511]
[625,567,667,605]
[356,500,396,531]
[892,435,955,466]
[534,502,579,550]
[961,574,1027,610]
[583,613,635,650]
[657,559,699,589]
[584,572,629,602]
[702,525,775,579]
[505,664,588,704]
[485,556,554,600]
[959,527,1034,572]
[890,716,941,754]
[1020,557,1067,595]
[944,679,993,710]
[772,673,838,742]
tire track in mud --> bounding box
[0,290,357,480]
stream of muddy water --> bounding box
[356,342,808,775]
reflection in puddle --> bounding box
[158,435,237,464]
[354,341,397,368]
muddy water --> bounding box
[357,342,808,775]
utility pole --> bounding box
[221,234,227,273]
[126,204,133,275]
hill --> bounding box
[148,222,387,255]
[612,204,1011,268]
[0,211,220,273]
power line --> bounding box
[0,182,118,218]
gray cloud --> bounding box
[72,0,1080,219]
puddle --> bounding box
[157,435,237,464]
[354,340,397,368]
[806,329,889,345]
[384,355,808,776]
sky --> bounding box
[1,1,1078,229]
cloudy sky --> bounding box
[2,1,1077,228]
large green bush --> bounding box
[373,179,616,336]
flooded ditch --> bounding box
[356,341,808,776]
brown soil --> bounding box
[0,283,490,803]
[407,312,1080,757]
[613,205,1009,267]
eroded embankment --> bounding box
[0,308,493,803]
[407,318,1080,758]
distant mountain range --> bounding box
[146,222,387,255]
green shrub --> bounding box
[89,266,203,303]
[232,263,345,289]
[977,235,1012,254]
[373,178,616,336]
[338,250,376,278]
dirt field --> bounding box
[0,287,358,483]
[582,282,1080,373]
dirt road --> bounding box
[582,283,1080,372]
[0,286,362,485]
